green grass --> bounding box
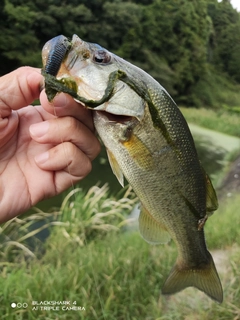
[205,195,240,249]
[0,232,173,320]
[0,188,239,319]
[180,107,240,137]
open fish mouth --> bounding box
[95,111,133,123]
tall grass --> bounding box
[0,187,239,319]
[205,195,240,249]
[57,184,138,245]
[0,209,62,262]
[0,184,137,256]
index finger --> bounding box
[0,67,42,118]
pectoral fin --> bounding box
[106,149,124,187]
[138,206,171,244]
[121,133,154,170]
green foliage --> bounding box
[208,0,240,80]
[0,192,240,319]
[1,0,240,108]
[143,0,210,95]
[205,195,240,249]
[0,0,39,70]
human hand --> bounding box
[0,67,101,222]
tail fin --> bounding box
[162,252,223,303]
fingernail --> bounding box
[35,151,49,164]
[30,121,49,137]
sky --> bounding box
[231,0,240,11]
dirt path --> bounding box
[189,123,240,198]
[189,123,240,152]
[218,154,240,197]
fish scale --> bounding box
[42,34,223,303]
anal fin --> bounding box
[138,206,171,244]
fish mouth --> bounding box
[96,111,133,123]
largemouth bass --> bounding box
[42,35,223,303]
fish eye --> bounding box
[93,50,111,64]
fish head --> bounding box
[42,34,145,120]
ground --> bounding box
[218,153,240,198]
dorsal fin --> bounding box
[203,169,218,216]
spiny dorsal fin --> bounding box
[138,206,171,244]
[106,149,124,187]
[204,169,218,216]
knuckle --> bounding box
[82,158,92,176]
[85,137,101,160]
[64,142,92,177]
[65,116,80,132]
[58,116,79,136]
[64,141,76,156]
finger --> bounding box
[29,117,101,161]
[0,67,42,118]
[34,142,92,192]
[40,90,94,131]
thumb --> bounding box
[0,67,43,118]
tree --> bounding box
[0,0,40,72]
[0,0,93,74]
[0,0,240,107]
[142,0,211,103]
[208,0,240,81]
